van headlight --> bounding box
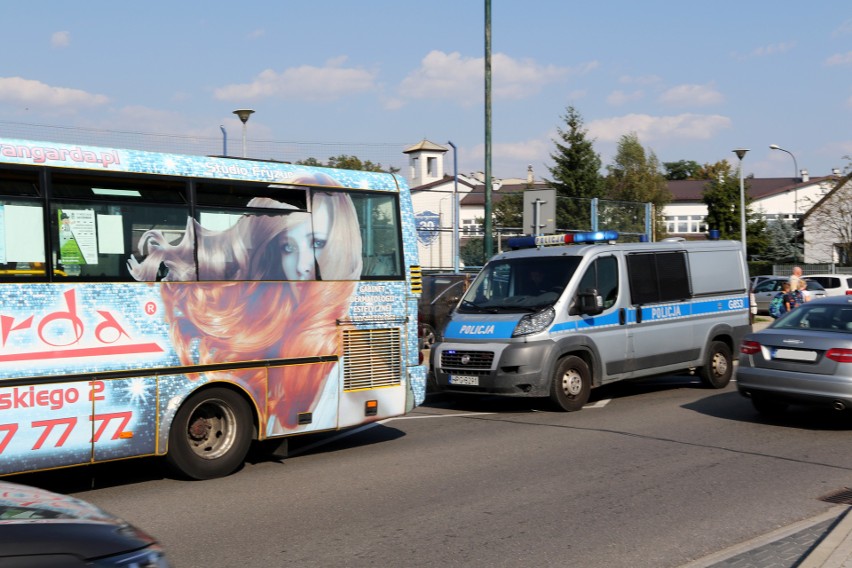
[512,307,555,337]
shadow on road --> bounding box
[683,390,852,431]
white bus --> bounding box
[0,137,425,479]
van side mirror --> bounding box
[577,288,604,316]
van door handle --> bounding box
[619,308,626,325]
[635,306,642,324]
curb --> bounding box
[799,507,852,568]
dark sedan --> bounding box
[0,481,169,567]
[737,296,852,415]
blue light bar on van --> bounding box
[507,230,619,249]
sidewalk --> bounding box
[799,508,852,568]
[693,317,852,567]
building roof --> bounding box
[667,176,834,203]
[403,139,448,154]
[459,181,551,206]
[801,172,852,222]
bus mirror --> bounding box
[577,289,604,316]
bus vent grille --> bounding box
[343,328,403,391]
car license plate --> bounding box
[771,348,818,362]
[450,375,479,386]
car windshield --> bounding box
[771,304,852,332]
[459,256,581,313]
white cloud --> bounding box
[248,29,265,40]
[397,50,596,106]
[586,113,732,143]
[833,19,852,37]
[213,57,378,102]
[607,89,643,106]
[0,77,108,108]
[658,83,724,106]
[825,52,852,66]
[750,42,796,57]
[51,31,70,48]
[619,74,661,86]
[464,137,553,178]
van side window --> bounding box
[578,256,619,309]
[627,251,690,304]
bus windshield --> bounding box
[460,256,581,313]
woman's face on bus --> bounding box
[278,203,330,280]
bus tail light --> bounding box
[365,400,378,416]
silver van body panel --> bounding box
[431,239,750,397]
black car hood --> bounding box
[0,481,155,560]
[0,521,155,560]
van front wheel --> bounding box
[549,356,591,412]
[698,341,732,389]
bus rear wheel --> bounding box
[167,387,253,480]
[549,355,591,412]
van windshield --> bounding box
[459,256,581,313]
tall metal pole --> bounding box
[448,141,460,273]
[769,144,800,262]
[483,0,493,260]
[769,144,799,216]
[219,125,227,157]
[733,149,750,256]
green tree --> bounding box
[460,238,486,267]
[663,160,702,180]
[701,161,767,259]
[296,154,399,174]
[493,191,523,232]
[545,106,604,232]
[763,219,800,262]
[603,133,671,240]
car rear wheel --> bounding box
[549,355,591,412]
[698,340,732,389]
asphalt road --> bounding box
[9,370,852,568]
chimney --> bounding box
[800,169,809,183]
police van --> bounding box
[430,231,750,410]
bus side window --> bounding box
[50,174,189,281]
[0,171,47,281]
[351,193,404,279]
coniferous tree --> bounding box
[545,106,604,232]
[603,133,670,240]
[701,161,767,259]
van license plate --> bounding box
[450,375,479,386]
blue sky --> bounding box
[2,1,850,181]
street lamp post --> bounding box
[769,144,799,216]
[447,141,460,274]
[733,148,750,256]
[233,109,255,158]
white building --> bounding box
[405,139,844,269]
[801,173,852,264]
